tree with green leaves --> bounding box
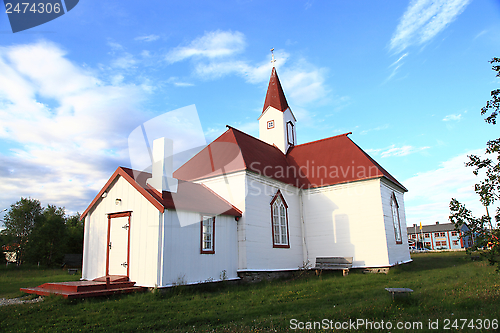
[66,212,84,255]
[25,205,68,266]
[449,57,500,270]
[3,197,44,265]
[0,230,7,265]
[3,198,84,266]
[481,57,500,125]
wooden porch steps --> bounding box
[20,275,146,299]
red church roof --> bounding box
[287,134,406,189]
[173,127,407,192]
[262,67,289,113]
[80,167,242,220]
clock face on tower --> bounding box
[267,120,275,129]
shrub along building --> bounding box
[80,65,411,288]
[407,222,471,250]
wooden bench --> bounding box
[313,257,353,276]
[385,288,413,300]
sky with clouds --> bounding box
[0,0,499,228]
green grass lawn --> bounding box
[0,252,499,332]
[0,265,81,299]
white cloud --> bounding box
[443,113,461,121]
[135,34,160,42]
[195,60,254,80]
[164,31,330,122]
[173,82,194,87]
[381,145,430,157]
[165,31,330,106]
[367,144,430,157]
[390,0,471,54]
[360,124,389,135]
[107,41,123,50]
[194,52,285,84]
[191,46,328,106]
[166,77,194,87]
[166,30,246,63]
[403,149,498,226]
[0,41,146,215]
[111,53,137,69]
[384,52,409,83]
[280,63,329,105]
[390,52,409,67]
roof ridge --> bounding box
[173,127,234,177]
[80,167,164,220]
[226,125,285,156]
[227,126,286,169]
[349,140,408,192]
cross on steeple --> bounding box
[270,48,276,67]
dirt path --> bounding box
[0,296,44,307]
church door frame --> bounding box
[106,211,132,277]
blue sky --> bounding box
[0,0,499,227]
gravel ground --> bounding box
[0,296,44,307]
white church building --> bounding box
[80,66,411,288]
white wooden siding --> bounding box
[303,179,390,268]
[195,171,247,270]
[160,210,238,286]
[195,171,247,211]
[82,175,161,287]
[239,173,303,271]
[380,179,411,265]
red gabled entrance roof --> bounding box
[80,167,242,220]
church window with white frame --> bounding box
[391,193,402,244]
[200,216,215,254]
[271,190,289,248]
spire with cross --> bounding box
[271,48,276,67]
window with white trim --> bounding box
[391,193,402,244]
[271,190,289,248]
[201,216,215,254]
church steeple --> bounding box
[262,67,289,113]
[258,51,297,154]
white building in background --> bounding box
[80,66,411,288]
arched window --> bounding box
[286,121,295,146]
[271,190,289,248]
[391,193,402,244]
